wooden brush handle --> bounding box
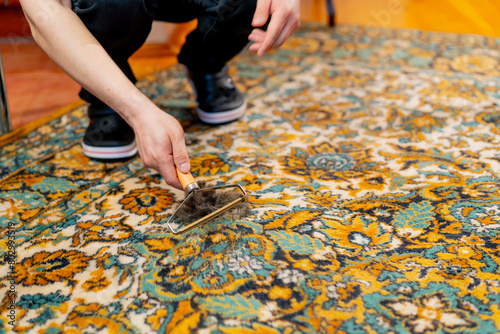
[176,168,199,193]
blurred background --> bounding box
[1,0,500,129]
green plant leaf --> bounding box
[197,295,262,320]
[393,201,434,230]
[32,177,78,193]
[268,230,323,255]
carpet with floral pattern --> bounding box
[2,24,500,333]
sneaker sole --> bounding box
[185,67,246,125]
[196,102,246,124]
[82,140,138,160]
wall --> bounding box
[306,0,500,37]
[3,1,500,39]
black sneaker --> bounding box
[82,112,137,160]
[186,65,246,124]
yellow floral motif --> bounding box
[146,309,168,331]
[190,154,230,176]
[273,104,339,131]
[268,286,292,300]
[164,300,200,333]
[420,79,488,104]
[323,215,393,256]
[383,294,474,333]
[49,145,116,179]
[432,57,451,71]
[82,268,111,292]
[39,323,82,334]
[450,54,498,74]
[358,173,387,190]
[220,323,282,334]
[74,214,134,246]
[15,250,91,286]
[350,171,391,196]
[304,190,340,208]
[282,36,321,53]
[1,173,45,191]
[0,197,30,219]
[73,189,103,203]
[282,142,371,181]
[208,132,233,150]
[265,210,323,230]
[66,303,133,332]
[119,187,174,215]
[475,107,500,129]
[144,236,176,252]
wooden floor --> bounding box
[0,33,182,129]
[2,0,500,130]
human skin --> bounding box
[19,0,300,189]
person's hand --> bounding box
[20,0,190,190]
[130,106,190,190]
[249,0,300,57]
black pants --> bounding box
[71,0,257,112]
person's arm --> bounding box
[20,0,190,189]
[248,0,301,56]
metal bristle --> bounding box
[166,182,248,234]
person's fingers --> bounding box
[135,134,156,175]
[133,112,188,190]
[249,43,261,52]
[172,136,190,174]
[252,0,270,27]
[249,28,266,38]
[257,12,285,56]
[248,29,265,43]
[143,140,183,190]
[164,120,190,189]
[271,17,300,48]
[248,35,256,43]
[158,155,183,190]
[249,29,265,53]
[251,0,301,56]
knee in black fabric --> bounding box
[177,0,258,72]
[72,0,157,21]
[205,0,257,34]
[72,0,156,48]
[72,0,157,106]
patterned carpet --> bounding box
[2,24,500,333]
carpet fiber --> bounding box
[2,24,500,333]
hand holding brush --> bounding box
[167,169,249,234]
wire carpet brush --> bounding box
[167,169,249,234]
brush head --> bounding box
[175,181,250,224]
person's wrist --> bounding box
[116,88,156,128]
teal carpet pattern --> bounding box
[1,24,500,333]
